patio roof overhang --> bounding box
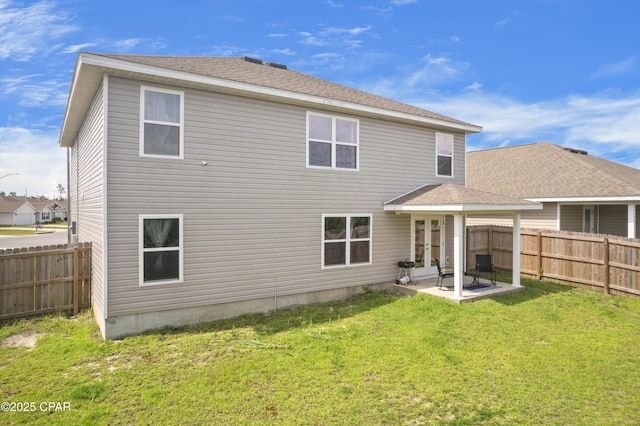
[383,183,542,214]
[383,183,541,301]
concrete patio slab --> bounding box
[392,277,524,303]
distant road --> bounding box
[0,230,69,249]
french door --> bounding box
[412,215,445,278]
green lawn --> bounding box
[1,279,639,425]
[0,223,67,237]
[0,228,36,236]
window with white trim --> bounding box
[436,132,453,177]
[307,112,359,170]
[322,215,371,268]
[140,86,184,158]
[139,214,183,285]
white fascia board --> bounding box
[80,53,482,134]
[529,196,640,204]
[383,203,542,213]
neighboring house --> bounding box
[30,200,68,222]
[467,142,640,239]
[0,196,37,225]
[28,199,55,223]
[0,196,67,225]
[59,53,539,338]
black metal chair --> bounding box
[475,254,496,284]
[435,258,454,288]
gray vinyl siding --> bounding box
[560,205,583,232]
[599,205,627,237]
[71,81,106,319]
[637,205,639,239]
[104,76,466,317]
[466,202,558,230]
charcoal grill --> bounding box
[395,260,415,285]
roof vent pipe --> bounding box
[241,56,263,64]
[266,62,287,70]
[564,147,588,155]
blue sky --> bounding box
[1,0,639,197]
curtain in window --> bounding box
[144,90,180,156]
[144,219,173,272]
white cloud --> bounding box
[321,26,372,36]
[391,0,418,5]
[0,127,66,197]
[411,91,640,166]
[0,0,78,60]
[464,82,483,92]
[298,25,373,49]
[113,38,144,50]
[593,56,637,78]
[326,0,343,7]
[0,74,68,107]
[61,43,97,54]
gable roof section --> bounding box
[60,53,482,147]
[384,183,541,213]
[0,196,36,214]
[467,142,640,200]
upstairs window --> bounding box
[436,133,453,177]
[140,86,184,158]
[307,112,358,170]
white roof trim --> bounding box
[60,53,481,147]
[384,203,542,213]
[529,196,640,203]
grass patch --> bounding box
[1,280,640,424]
[0,228,36,236]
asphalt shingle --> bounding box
[467,142,640,198]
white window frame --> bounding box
[435,132,454,178]
[321,214,372,269]
[140,86,184,159]
[139,214,184,286]
[307,112,359,171]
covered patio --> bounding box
[384,183,541,302]
[393,277,525,303]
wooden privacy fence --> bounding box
[0,242,91,320]
[467,225,640,297]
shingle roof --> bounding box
[467,142,640,199]
[93,53,478,129]
[61,53,482,147]
[0,196,31,213]
[384,183,540,211]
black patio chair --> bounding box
[435,258,454,288]
[475,254,496,284]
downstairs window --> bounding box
[322,214,372,268]
[139,214,183,285]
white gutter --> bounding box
[529,196,640,203]
[383,203,542,213]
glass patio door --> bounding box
[412,216,444,278]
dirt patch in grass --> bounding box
[0,331,43,350]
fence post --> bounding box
[603,238,610,294]
[536,231,542,280]
[73,245,79,315]
[488,225,493,256]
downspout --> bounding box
[66,146,72,244]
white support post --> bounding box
[513,213,521,287]
[628,204,637,239]
[453,213,464,299]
